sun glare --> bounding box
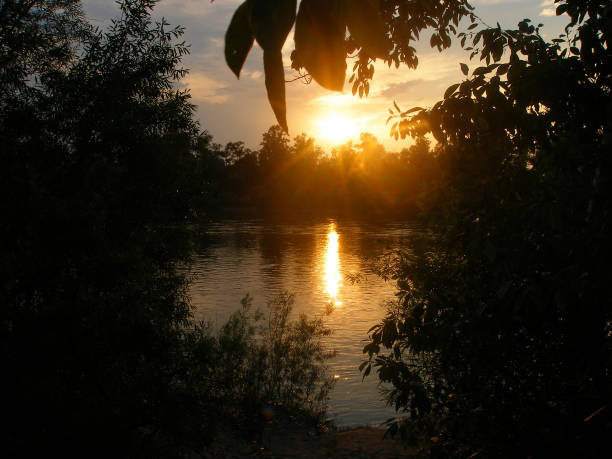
[315,114,359,144]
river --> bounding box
[187,218,420,427]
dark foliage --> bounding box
[201,125,440,218]
[2,1,212,456]
[225,0,473,130]
[360,1,612,457]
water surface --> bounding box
[188,218,419,426]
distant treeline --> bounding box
[195,126,440,218]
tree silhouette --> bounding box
[1,1,211,456]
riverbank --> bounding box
[205,424,413,458]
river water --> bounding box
[187,218,420,427]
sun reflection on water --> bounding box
[324,223,342,305]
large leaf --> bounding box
[225,0,255,78]
[344,0,388,59]
[249,0,296,131]
[250,0,296,51]
[294,0,346,91]
[264,50,288,132]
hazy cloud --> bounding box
[540,8,556,16]
[379,79,426,98]
[182,73,230,104]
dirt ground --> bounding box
[205,425,414,458]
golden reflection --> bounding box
[324,223,342,305]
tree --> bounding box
[365,3,611,458]
[1,1,211,456]
[0,0,87,96]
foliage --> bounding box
[224,0,474,131]
[201,125,440,217]
[1,1,208,457]
[357,1,611,457]
[193,293,336,437]
[0,0,88,96]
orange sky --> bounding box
[84,0,567,152]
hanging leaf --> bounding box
[460,62,469,76]
[224,0,255,78]
[249,0,296,131]
[294,0,346,91]
[250,0,296,51]
[344,0,389,59]
[264,50,288,132]
[444,83,459,99]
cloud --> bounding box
[540,8,556,16]
[379,79,426,98]
[181,72,230,104]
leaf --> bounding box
[496,63,509,75]
[444,83,459,99]
[393,100,400,112]
[345,0,389,59]
[264,50,288,132]
[249,0,296,131]
[400,107,424,116]
[250,0,296,51]
[294,0,346,91]
[460,62,469,75]
[224,0,255,78]
[430,33,439,49]
[363,364,371,378]
[556,4,568,16]
[472,66,489,75]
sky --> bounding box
[83,0,568,152]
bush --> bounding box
[187,293,336,438]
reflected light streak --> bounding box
[324,223,342,305]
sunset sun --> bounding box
[315,114,359,144]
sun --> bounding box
[314,114,359,144]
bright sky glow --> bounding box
[83,0,569,151]
[315,114,359,144]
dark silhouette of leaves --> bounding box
[293,0,346,91]
[251,0,296,51]
[225,0,296,130]
[345,0,389,59]
[263,50,288,132]
[224,0,255,78]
